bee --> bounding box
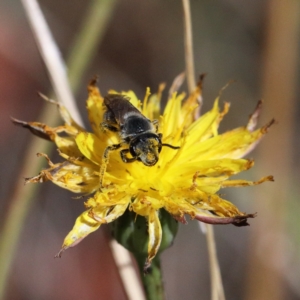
[99,94,179,186]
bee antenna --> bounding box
[161,143,180,150]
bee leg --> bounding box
[99,143,121,188]
[152,119,159,132]
[100,121,119,132]
[120,149,137,163]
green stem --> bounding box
[111,209,177,300]
[0,1,117,298]
[135,255,164,300]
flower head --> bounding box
[13,77,274,270]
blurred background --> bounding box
[0,0,299,299]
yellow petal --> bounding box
[123,91,142,109]
[56,209,105,256]
[194,192,245,218]
[51,162,99,193]
[90,203,129,223]
[54,136,82,157]
[87,190,129,207]
[161,92,185,138]
[144,84,164,120]
[131,195,164,217]
[144,209,162,271]
[169,158,254,181]
[221,175,274,188]
[163,195,197,219]
[185,98,220,145]
[86,81,105,137]
[142,87,151,117]
[24,154,99,194]
[181,87,201,126]
[75,132,104,165]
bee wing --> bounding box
[104,94,144,126]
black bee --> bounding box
[99,94,179,185]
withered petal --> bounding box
[195,212,257,227]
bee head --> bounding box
[129,133,162,166]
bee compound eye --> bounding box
[155,137,162,153]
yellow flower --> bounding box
[13,78,274,270]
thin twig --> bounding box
[20,0,83,126]
[0,0,127,298]
[110,240,146,300]
[182,0,225,299]
[182,0,202,118]
[206,225,225,300]
[182,0,196,94]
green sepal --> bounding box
[110,208,178,258]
